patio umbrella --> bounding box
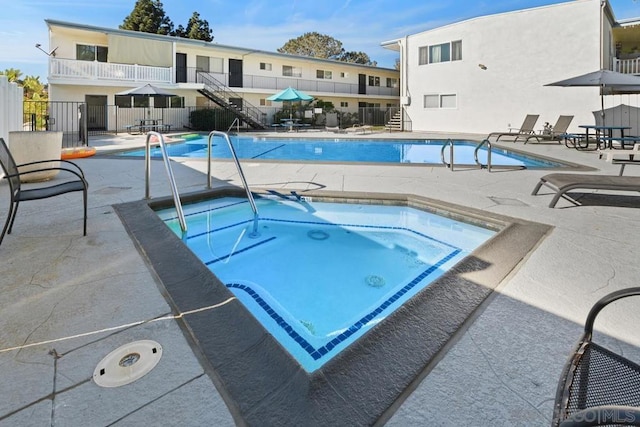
[267,86,314,102]
[116,84,176,122]
[545,69,640,118]
[116,83,176,97]
[267,87,314,124]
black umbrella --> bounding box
[116,84,176,97]
[545,69,640,118]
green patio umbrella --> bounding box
[267,87,314,125]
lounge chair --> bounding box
[487,114,539,142]
[552,287,640,426]
[531,172,640,208]
[325,112,341,132]
[524,115,574,144]
[0,137,88,246]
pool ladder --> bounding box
[440,138,493,171]
[144,131,188,234]
[207,131,260,237]
[144,130,260,237]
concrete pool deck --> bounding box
[1,131,639,426]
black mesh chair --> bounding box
[553,288,640,426]
[0,137,88,246]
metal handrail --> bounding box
[144,131,187,234]
[474,139,493,172]
[440,138,454,170]
[207,131,259,237]
[227,117,240,134]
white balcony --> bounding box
[613,57,640,75]
[49,58,172,83]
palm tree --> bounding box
[0,68,23,84]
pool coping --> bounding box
[113,187,552,426]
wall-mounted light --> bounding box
[478,63,487,70]
[35,43,58,57]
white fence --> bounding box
[0,75,24,142]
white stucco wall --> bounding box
[403,0,614,134]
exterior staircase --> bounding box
[196,72,267,130]
[385,111,402,131]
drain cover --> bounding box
[93,340,162,388]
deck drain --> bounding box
[307,230,329,240]
[93,340,162,388]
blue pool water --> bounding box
[121,136,565,168]
[156,196,496,372]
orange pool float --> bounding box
[61,146,97,160]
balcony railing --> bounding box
[613,57,640,75]
[49,58,400,97]
[50,58,172,83]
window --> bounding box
[340,72,349,78]
[340,101,348,108]
[76,44,108,62]
[316,70,332,79]
[420,40,462,65]
[440,94,457,108]
[115,95,131,108]
[386,78,398,88]
[282,65,302,77]
[260,99,272,106]
[196,55,209,72]
[210,57,223,73]
[429,43,450,63]
[452,40,462,61]
[260,62,272,71]
[133,95,149,108]
[424,94,457,109]
[418,46,428,65]
[155,96,185,108]
[368,76,380,86]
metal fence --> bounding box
[23,101,402,147]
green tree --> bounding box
[181,11,213,41]
[0,68,23,84]
[120,0,174,35]
[278,32,377,66]
[339,51,376,66]
[278,32,345,60]
[22,76,47,100]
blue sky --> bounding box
[1,0,639,82]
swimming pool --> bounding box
[120,135,566,168]
[155,196,496,372]
[114,189,551,424]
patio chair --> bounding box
[0,137,88,246]
[325,112,341,132]
[531,172,640,208]
[487,114,539,142]
[524,115,574,144]
[552,287,640,426]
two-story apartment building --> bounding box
[45,19,400,133]
[383,0,640,134]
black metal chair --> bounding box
[553,287,640,426]
[0,137,88,246]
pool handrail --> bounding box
[207,131,259,236]
[144,131,187,234]
[441,138,454,170]
[474,139,493,172]
[227,117,241,134]
[441,139,493,172]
